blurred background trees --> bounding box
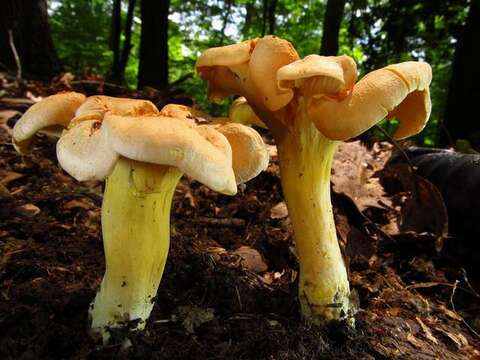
[0,0,477,148]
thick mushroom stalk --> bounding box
[196,36,432,324]
[91,159,182,333]
[12,95,269,341]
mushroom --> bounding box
[12,92,86,153]
[228,97,267,129]
[11,93,160,153]
[196,36,432,324]
[12,94,269,340]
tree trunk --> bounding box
[319,0,346,56]
[138,0,170,90]
[261,0,277,36]
[242,1,255,37]
[267,0,278,35]
[109,0,122,82]
[0,0,61,79]
[110,0,137,84]
[261,0,268,37]
[442,0,480,147]
[219,0,233,45]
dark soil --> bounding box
[1,77,479,359]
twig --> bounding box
[374,124,416,172]
[69,80,127,90]
[235,285,243,310]
[7,29,22,81]
[0,61,16,75]
[374,124,421,201]
[169,73,193,89]
[192,216,246,227]
[406,281,478,297]
[450,279,480,339]
[460,268,480,299]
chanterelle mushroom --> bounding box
[197,36,432,325]
[12,93,269,341]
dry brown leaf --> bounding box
[434,326,469,349]
[15,203,40,216]
[0,110,20,134]
[232,246,268,273]
[177,305,215,334]
[383,164,449,251]
[416,317,439,345]
[0,169,24,185]
[64,199,92,210]
[332,141,393,211]
[270,201,288,219]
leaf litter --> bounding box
[0,72,479,359]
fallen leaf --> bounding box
[64,199,92,210]
[382,164,449,251]
[0,169,24,185]
[415,317,438,345]
[434,326,469,349]
[232,246,268,273]
[270,202,288,219]
[332,141,393,211]
[15,204,40,217]
[177,305,215,334]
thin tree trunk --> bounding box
[138,0,170,90]
[110,0,137,84]
[267,0,278,35]
[261,0,268,37]
[442,0,480,147]
[242,1,255,37]
[110,0,122,82]
[319,0,346,56]
[119,0,136,79]
[219,0,233,45]
[0,0,61,79]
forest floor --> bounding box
[0,73,479,359]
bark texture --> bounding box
[0,0,62,79]
[138,0,170,90]
[319,0,346,56]
[442,0,480,146]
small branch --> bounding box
[169,73,193,89]
[450,279,480,339]
[69,80,127,90]
[8,29,22,81]
[374,124,416,172]
[192,216,246,227]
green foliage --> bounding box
[47,0,471,144]
[347,0,469,145]
[49,0,114,76]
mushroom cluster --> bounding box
[12,93,269,340]
[196,36,432,324]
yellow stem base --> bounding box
[89,158,182,340]
[276,101,354,324]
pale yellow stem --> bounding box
[90,157,182,339]
[275,99,353,324]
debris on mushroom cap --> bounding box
[308,61,432,141]
[229,97,267,128]
[57,120,118,181]
[12,92,86,153]
[71,95,159,126]
[211,122,269,184]
[277,55,357,98]
[160,103,210,123]
[102,114,238,195]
